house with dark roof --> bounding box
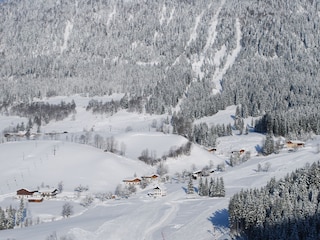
[123,178,142,185]
[16,188,38,198]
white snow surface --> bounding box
[0,95,319,240]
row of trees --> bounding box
[86,99,121,115]
[229,151,251,167]
[138,141,192,166]
[0,199,25,230]
[198,177,225,197]
[10,100,76,127]
[187,176,225,198]
[255,110,320,137]
[229,161,320,239]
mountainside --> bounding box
[1,0,320,131]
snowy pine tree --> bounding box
[209,178,216,197]
[16,198,25,227]
[187,176,194,195]
[263,133,274,155]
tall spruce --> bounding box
[187,176,194,195]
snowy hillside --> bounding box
[0,95,320,240]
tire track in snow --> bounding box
[144,200,179,240]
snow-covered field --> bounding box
[0,95,319,240]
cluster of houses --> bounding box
[122,174,166,197]
[16,188,59,202]
[227,139,305,156]
[16,140,305,202]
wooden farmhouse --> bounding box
[141,174,159,183]
[123,178,142,185]
[16,188,39,199]
[286,140,305,149]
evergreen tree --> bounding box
[6,206,15,229]
[198,177,204,196]
[209,178,215,197]
[215,177,220,197]
[203,178,209,196]
[187,176,194,194]
[0,207,6,230]
[16,198,25,227]
[219,177,225,197]
[263,133,274,155]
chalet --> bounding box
[123,178,142,185]
[192,170,203,179]
[16,188,38,198]
[141,174,159,183]
[149,186,166,197]
[286,140,305,149]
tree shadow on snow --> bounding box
[208,208,229,228]
[181,186,198,194]
[181,186,187,193]
[255,144,262,153]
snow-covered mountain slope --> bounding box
[2,0,319,126]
